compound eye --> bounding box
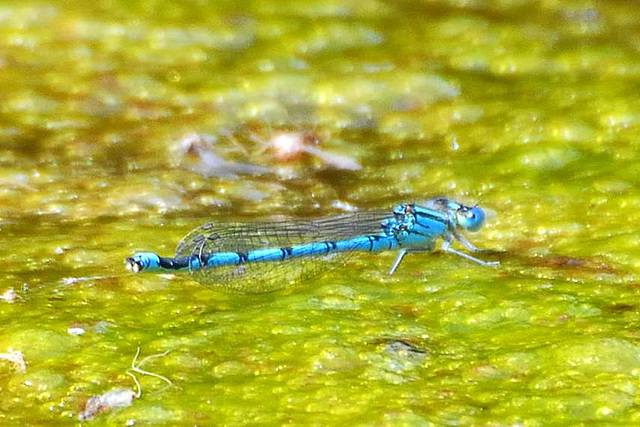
[462,206,485,231]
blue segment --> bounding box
[333,236,373,252]
[206,252,241,268]
[288,242,331,258]
[187,256,203,270]
[247,248,286,262]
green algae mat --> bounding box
[2,0,640,425]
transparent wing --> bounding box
[174,211,393,293]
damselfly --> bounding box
[125,197,498,292]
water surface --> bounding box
[1,0,640,424]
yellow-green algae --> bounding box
[2,0,640,424]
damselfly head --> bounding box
[455,205,485,232]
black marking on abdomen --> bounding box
[237,252,248,264]
[159,256,191,270]
[369,235,382,251]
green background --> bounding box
[1,0,640,425]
